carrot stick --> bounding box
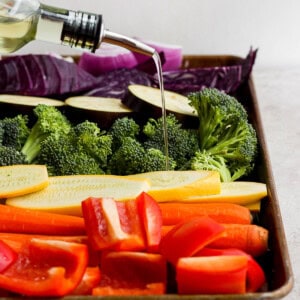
[161,223,268,257]
[0,204,85,235]
[158,202,252,225]
[209,224,269,257]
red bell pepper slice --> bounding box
[71,266,101,295]
[82,197,128,250]
[197,248,266,292]
[93,251,167,295]
[176,255,248,294]
[159,216,225,264]
[136,191,162,252]
[82,197,146,251]
[0,237,88,297]
[115,198,146,251]
[82,193,163,252]
[0,240,17,273]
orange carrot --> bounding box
[158,202,252,225]
[161,223,268,257]
[0,204,85,235]
[209,224,269,257]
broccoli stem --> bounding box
[21,123,47,163]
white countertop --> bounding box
[253,66,300,299]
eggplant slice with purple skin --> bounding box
[124,84,198,127]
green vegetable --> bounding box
[0,146,27,166]
[0,115,30,166]
[108,137,145,175]
[142,148,176,173]
[188,88,258,182]
[73,120,112,167]
[21,104,72,163]
[0,115,30,151]
[143,114,199,168]
[108,136,175,175]
[37,121,112,176]
[108,116,140,151]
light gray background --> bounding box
[16,0,300,67]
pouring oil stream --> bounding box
[103,31,170,170]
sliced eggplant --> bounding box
[0,94,65,107]
[65,96,134,128]
[124,84,198,127]
[0,94,65,120]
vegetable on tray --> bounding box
[0,94,65,108]
[158,202,253,225]
[85,68,152,100]
[162,222,268,257]
[0,203,85,235]
[128,170,221,202]
[78,43,139,76]
[0,55,100,97]
[176,255,249,294]
[180,181,267,206]
[124,84,197,125]
[93,251,167,295]
[82,192,162,252]
[65,96,133,128]
[187,88,258,182]
[0,236,88,297]
[21,104,72,164]
[0,165,48,198]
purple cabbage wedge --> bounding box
[150,48,258,95]
[0,48,257,101]
[0,54,99,97]
[86,68,152,100]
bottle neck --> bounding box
[35,4,155,56]
[38,4,103,52]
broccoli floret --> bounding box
[0,122,5,145]
[73,120,112,167]
[21,104,72,163]
[37,133,104,176]
[189,150,232,182]
[0,115,30,151]
[188,88,258,181]
[109,117,140,151]
[142,148,176,173]
[0,146,27,166]
[108,137,145,175]
[107,136,176,175]
[37,120,112,176]
[143,114,199,168]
